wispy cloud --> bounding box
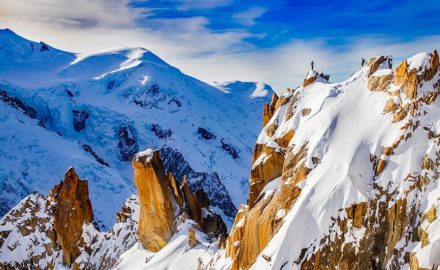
[233,7,266,26]
[0,0,143,29]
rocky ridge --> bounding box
[0,149,226,269]
[209,50,440,270]
[132,149,226,252]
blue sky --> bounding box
[131,0,440,47]
[1,0,440,90]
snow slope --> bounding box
[188,52,440,270]
[0,29,271,229]
[244,54,440,269]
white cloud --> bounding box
[0,0,439,94]
[233,7,266,26]
[171,36,440,93]
[0,0,142,29]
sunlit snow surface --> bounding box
[249,60,440,270]
[205,54,440,269]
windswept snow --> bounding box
[116,221,218,270]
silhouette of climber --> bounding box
[311,61,314,70]
[387,55,393,69]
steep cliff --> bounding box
[132,149,175,252]
[50,167,94,266]
[213,50,440,270]
[133,148,226,252]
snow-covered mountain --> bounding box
[215,51,440,269]
[2,28,440,270]
[0,29,272,229]
[118,51,439,269]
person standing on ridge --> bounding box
[311,61,314,70]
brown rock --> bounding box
[132,150,174,252]
[50,167,93,266]
[368,56,387,76]
[249,146,285,207]
[375,159,386,176]
[383,99,399,113]
[303,76,316,87]
[352,202,367,228]
[303,71,329,87]
[422,155,433,170]
[409,253,418,270]
[274,130,294,148]
[262,104,272,127]
[419,228,430,248]
[299,195,421,270]
[116,204,131,223]
[301,108,311,116]
[225,205,248,264]
[368,73,393,91]
[180,176,202,225]
[394,58,423,100]
[393,108,407,123]
[187,227,199,248]
[366,56,394,91]
[382,146,394,156]
[133,149,226,251]
[195,189,210,209]
[269,92,279,110]
[167,173,184,206]
[424,50,439,81]
[265,122,278,137]
[262,93,279,126]
[227,145,309,269]
[426,205,437,223]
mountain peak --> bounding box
[303,69,330,87]
[0,28,18,36]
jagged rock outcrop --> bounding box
[394,51,438,99]
[151,123,173,140]
[302,70,330,87]
[50,167,94,266]
[198,127,216,140]
[180,176,203,224]
[220,139,239,159]
[132,149,175,252]
[81,144,109,167]
[118,125,139,161]
[0,168,140,270]
[366,50,439,99]
[263,93,279,126]
[72,110,89,131]
[248,145,284,207]
[0,149,228,269]
[366,55,393,91]
[159,147,237,217]
[132,149,227,252]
